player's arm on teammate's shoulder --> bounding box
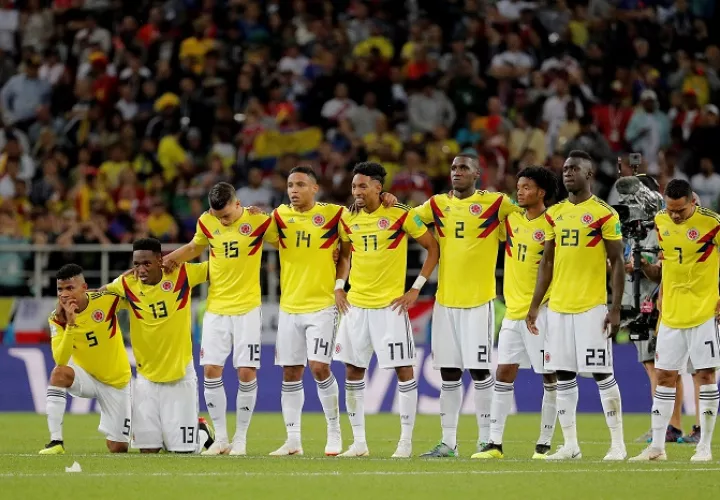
[526,212,556,335]
[499,192,523,220]
[186,261,210,287]
[380,191,398,207]
[263,209,280,249]
[603,211,625,338]
[163,218,210,271]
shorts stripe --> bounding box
[404,312,414,361]
[487,302,494,364]
[715,321,720,358]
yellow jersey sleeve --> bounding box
[264,209,280,244]
[414,198,434,225]
[403,208,428,240]
[339,213,352,243]
[601,211,622,241]
[49,312,74,366]
[185,261,209,287]
[105,275,123,296]
[544,211,556,241]
[192,212,212,247]
[499,193,523,222]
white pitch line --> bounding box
[2,468,720,478]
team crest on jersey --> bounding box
[312,214,326,227]
[239,223,253,236]
[377,217,390,230]
[92,309,105,322]
[532,230,545,242]
[335,343,342,354]
[161,280,173,292]
[581,213,594,224]
[469,203,482,216]
[544,351,551,363]
[687,228,699,241]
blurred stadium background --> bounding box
[1,0,719,416]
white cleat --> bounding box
[603,445,627,461]
[546,445,582,460]
[338,442,369,457]
[629,446,667,461]
[269,441,303,456]
[229,440,247,456]
[201,441,230,456]
[324,429,342,456]
[391,439,412,458]
[690,445,712,462]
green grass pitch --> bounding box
[1,413,719,499]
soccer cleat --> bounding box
[338,442,369,457]
[39,440,65,455]
[421,442,458,458]
[629,446,667,461]
[603,445,627,461]
[665,425,682,443]
[229,440,247,456]
[635,429,652,443]
[475,441,488,454]
[545,445,582,460]
[532,444,551,459]
[198,417,215,451]
[201,440,231,456]
[324,429,342,456]
[391,439,412,458]
[269,441,304,456]
[690,445,712,462]
[679,425,701,444]
[471,443,504,459]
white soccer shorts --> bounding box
[275,306,339,366]
[68,363,131,443]
[334,306,416,369]
[200,308,262,369]
[544,305,614,374]
[655,317,720,372]
[431,301,495,370]
[498,305,551,374]
[132,362,199,452]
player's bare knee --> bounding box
[204,364,223,379]
[469,368,491,381]
[282,365,304,382]
[106,440,128,453]
[308,361,330,381]
[542,373,557,384]
[237,367,256,383]
[655,369,678,387]
[395,365,414,382]
[49,365,74,388]
[694,368,716,386]
[495,364,518,383]
[439,368,462,382]
[556,370,576,381]
[345,364,365,381]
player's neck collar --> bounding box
[292,202,316,213]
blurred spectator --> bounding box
[625,89,671,175]
[691,157,720,209]
[237,166,273,214]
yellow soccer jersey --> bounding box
[192,210,271,315]
[48,292,130,389]
[339,204,428,308]
[545,196,621,314]
[415,191,520,308]
[502,210,552,319]
[106,262,208,383]
[265,203,345,314]
[656,207,720,329]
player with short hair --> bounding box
[473,166,559,460]
[39,264,131,455]
[631,179,720,462]
[163,182,271,455]
[526,150,627,460]
[104,238,213,453]
[412,154,522,458]
[334,161,440,458]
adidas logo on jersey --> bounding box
[353,225,360,230]
[556,215,564,221]
[663,230,670,236]
[288,218,295,223]
[213,229,220,235]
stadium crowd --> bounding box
[0,0,720,295]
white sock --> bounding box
[440,380,463,448]
[46,386,67,441]
[203,377,228,443]
[345,380,366,443]
[234,379,257,443]
[281,380,304,444]
[556,378,579,449]
[489,381,513,445]
[651,385,675,451]
[698,384,719,449]
[474,377,494,444]
[597,376,624,447]
[398,379,418,442]
[317,374,340,431]
[538,382,557,445]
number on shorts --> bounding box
[223,241,239,258]
[149,301,168,319]
[477,345,488,363]
[296,230,311,248]
[122,418,130,437]
[388,342,404,361]
[86,331,98,347]
[180,426,195,444]
[705,341,716,358]
[560,229,579,247]
[313,337,330,357]
[455,221,465,238]
[248,344,260,361]
[674,246,683,264]
[585,348,606,366]
[540,349,545,366]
